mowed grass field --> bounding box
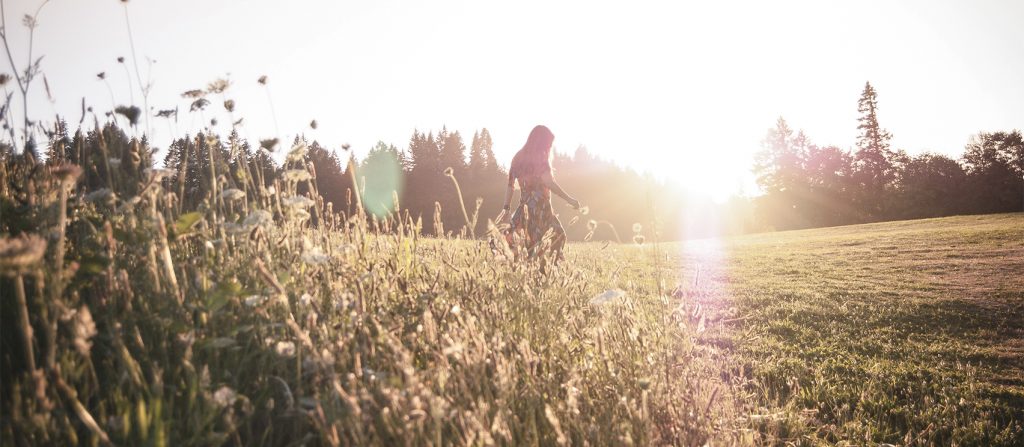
[595,212,1024,445]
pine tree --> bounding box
[852,81,896,220]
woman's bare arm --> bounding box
[543,171,580,209]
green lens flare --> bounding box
[360,148,404,218]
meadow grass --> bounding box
[649,213,1024,445]
[0,151,741,446]
[3,131,1022,446]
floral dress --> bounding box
[504,165,566,258]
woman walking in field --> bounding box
[499,125,581,261]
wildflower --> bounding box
[301,246,330,265]
[275,341,296,357]
[50,164,82,186]
[220,188,245,201]
[182,89,205,99]
[450,304,461,316]
[291,209,311,222]
[282,169,312,182]
[242,210,273,228]
[212,386,237,408]
[590,289,625,306]
[282,195,315,210]
[114,104,141,125]
[223,222,250,235]
[632,223,643,233]
[0,234,47,274]
[207,78,230,94]
[257,75,268,85]
[287,141,307,162]
[633,235,646,245]
[259,138,279,152]
[154,108,176,118]
[71,306,97,356]
[190,98,210,112]
[244,295,267,307]
[223,99,235,112]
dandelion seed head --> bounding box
[301,246,330,265]
[244,295,267,307]
[282,169,312,183]
[242,210,273,228]
[632,223,643,233]
[287,141,307,161]
[282,195,315,210]
[71,306,97,356]
[275,341,296,357]
[212,386,237,408]
[220,188,245,201]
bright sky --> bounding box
[6,0,1024,200]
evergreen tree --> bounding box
[852,81,896,220]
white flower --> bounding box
[243,210,273,228]
[221,188,246,201]
[244,295,267,307]
[287,141,307,161]
[72,306,97,356]
[590,289,625,306]
[212,386,237,408]
[282,169,312,182]
[223,222,250,235]
[275,341,296,357]
[301,246,330,265]
[450,304,461,316]
[282,195,315,210]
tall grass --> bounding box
[0,122,741,445]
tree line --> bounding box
[25,121,695,241]
[754,82,1024,230]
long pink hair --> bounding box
[510,125,555,178]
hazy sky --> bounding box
[6,0,1024,199]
